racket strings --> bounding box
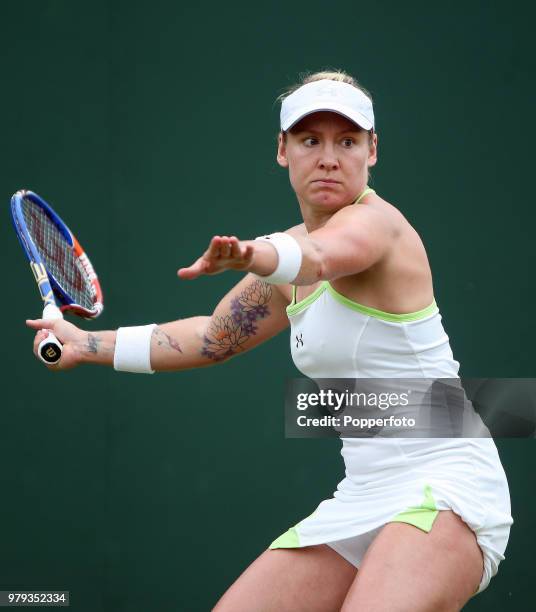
[21,198,94,309]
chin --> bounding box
[310,192,348,208]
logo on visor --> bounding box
[317,84,339,98]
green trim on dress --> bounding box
[389,484,439,532]
[355,187,375,203]
[287,281,438,322]
[286,282,328,316]
[325,283,438,322]
[269,510,319,550]
[285,183,437,321]
[269,526,301,549]
[268,484,440,553]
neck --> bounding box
[299,185,370,233]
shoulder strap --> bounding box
[355,187,376,204]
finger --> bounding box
[243,244,254,260]
[177,258,209,279]
[220,236,232,258]
[37,329,49,341]
[230,237,241,259]
[26,319,57,331]
[33,330,49,355]
[177,266,201,280]
[208,236,222,258]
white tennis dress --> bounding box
[269,189,513,594]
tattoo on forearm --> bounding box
[201,280,272,361]
[153,328,183,353]
[87,333,99,353]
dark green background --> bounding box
[1,1,534,610]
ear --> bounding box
[367,131,378,168]
[276,132,289,168]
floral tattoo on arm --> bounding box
[201,280,272,361]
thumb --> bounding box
[177,258,209,280]
[26,318,59,331]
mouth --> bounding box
[312,179,340,184]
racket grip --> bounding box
[38,304,64,365]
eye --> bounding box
[303,136,319,146]
[341,137,355,148]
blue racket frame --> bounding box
[10,190,103,317]
[10,190,64,309]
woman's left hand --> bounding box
[178,235,254,279]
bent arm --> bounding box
[29,274,290,371]
[149,273,290,371]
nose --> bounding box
[317,143,339,171]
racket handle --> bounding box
[38,304,64,365]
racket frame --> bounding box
[11,189,104,364]
[11,190,103,319]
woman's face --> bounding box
[277,111,377,211]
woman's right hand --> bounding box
[26,318,89,370]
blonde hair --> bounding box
[278,69,375,144]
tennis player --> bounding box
[27,70,512,611]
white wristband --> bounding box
[113,324,157,374]
[253,232,302,284]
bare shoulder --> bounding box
[371,193,424,243]
[284,222,308,238]
[363,192,431,274]
[330,192,414,238]
[371,192,413,226]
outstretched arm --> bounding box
[179,207,393,287]
[26,274,290,371]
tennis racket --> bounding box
[10,190,103,365]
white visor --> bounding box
[280,79,374,132]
